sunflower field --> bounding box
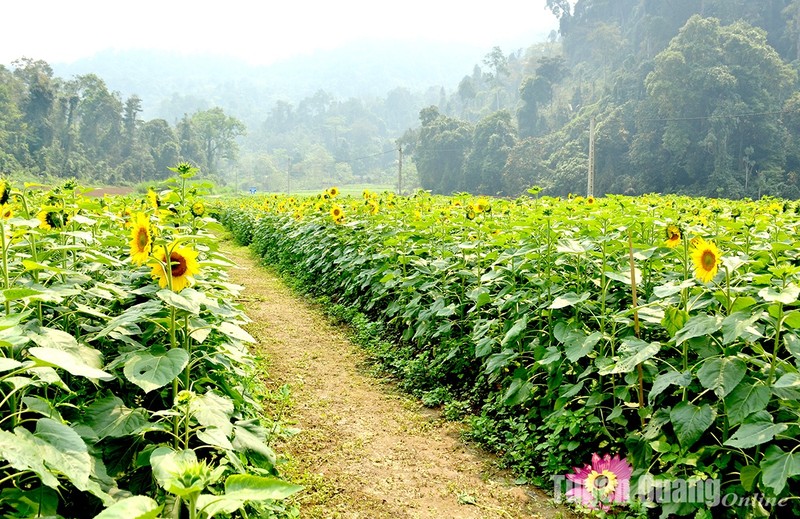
[217,189,800,518]
[0,168,301,519]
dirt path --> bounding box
[222,240,573,519]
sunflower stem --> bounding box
[627,230,645,427]
[0,220,9,316]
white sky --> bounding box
[1,1,559,66]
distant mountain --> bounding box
[52,40,518,126]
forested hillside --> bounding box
[413,0,800,199]
[4,1,800,199]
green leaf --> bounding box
[549,292,590,309]
[740,465,760,493]
[157,289,201,314]
[28,347,114,381]
[599,337,660,375]
[0,428,59,488]
[759,284,800,304]
[503,374,533,406]
[232,420,276,467]
[0,357,23,372]
[721,311,763,345]
[697,357,747,398]
[94,496,162,519]
[91,301,163,341]
[724,422,788,449]
[500,315,528,347]
[772,373,800,400]
[33,418,92,490]
[217,322,256,343]
[674,314,723,346]
[731,296,758,313]
[670,401,716,449]
[469,288,492,309]
[225,474,304,500]
[725,380,770,426]
[653,280,695,299]
[81,396,150,439]
[484,350,518,377]
[785,333,800,361]
[0,288,45,303]
[760,445,800,495]
[123,346,189,393]
[662,306,689,338]
[564,331,602,363]
[190,392,234,435]
[649,370,692,405]
[783,311,800,329]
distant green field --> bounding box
[264,184,398,197]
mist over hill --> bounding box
[51,39,516,126]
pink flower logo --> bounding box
[566,453,633,510]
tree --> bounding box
[413,106,473,194]
[483,47,509,111]
[190,107,246,174]
[12,58,56,168]
[464,110,517,195]
[639,15,795,196]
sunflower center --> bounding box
[136,228,149,249]
[170,252,188,277]
[701,249,716,270]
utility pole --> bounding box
[587,116,596,198]
[286,158,291,194]
[397,144,403,195]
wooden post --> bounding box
[397,144,403,195]
[587,116,596,198]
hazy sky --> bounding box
[1,1,559,66]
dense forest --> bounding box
[412,0,800,199]
[5,0,800,198]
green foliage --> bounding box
[220,189,800,517]
[0,173,300,518]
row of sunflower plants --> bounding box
[216,188,800,518]
[0,166,301,519]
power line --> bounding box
[640,108,800,123]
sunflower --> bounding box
[474,197,491,214]
[37,210,67,230]
[0,204,12,219]
[0,180,9,205]
[150,243,200,292]
[327,186,340,198]
[665,224,681,248]
[147,189,160,209]
[330,205,344,223]
[586,196,596,205]
[190,201,205,218]
[691,238,721,283]
[366,200,379,215]
[129,213,152,265]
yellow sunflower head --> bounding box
[129,213,152,265]
[330,205,344,223]
[586,196,596,205]
[190,201,206,218]
[0,204,12,219]
[328,186,340,198]
[474,197,491,214]
[691,238,721,283]
[0,180,9,206]
[366,200,379,215]
[150,243,200,292]
[665,225,681,248]
[37,209,67,230]
[147,189,160,209]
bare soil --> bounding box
[222,240,575,519]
